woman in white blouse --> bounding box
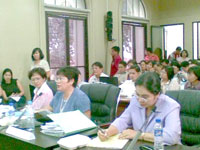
[177,50,190,64]
[160,66,180,94]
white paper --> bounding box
[10,96,21,102]
[48,110,96,134]
[58,134,91,149]
[87,134,128,149]
[6,126,35,140]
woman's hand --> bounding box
[119,129,137,139]
[98,129,109,141]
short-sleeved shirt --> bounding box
[110,55,122,77]
[111,94,181,145]
[50,88,90,113]
[31,59,50,72]
[1,79,20,97]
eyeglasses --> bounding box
[55,76,68,82]
[135,93,148,102]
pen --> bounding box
[97,125,106,134]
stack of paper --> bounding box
[47,110,97,135]
[87,134,129,149]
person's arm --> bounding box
[16,80,25,96]
[0,86,8,100]
[84,110,91,118]
[46,105,53,112]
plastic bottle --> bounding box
[25,101,35,132]
[7,102,15,125]
[154,119,164,150]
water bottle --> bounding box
[154,119,164,150]
[7,102,15,125]
[25,101,35,132]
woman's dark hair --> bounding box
[119,61,127,67]
[188,66,200,81]
[31,48,44,61]
[135,72,161,95]
[2,68,13,84]
[56,66,78,87]
[130,65,141,72]
[180,49,189,57]
[92,62,103,69]
[28,67,47,80]
[181,61,189,67]
[146,47,153,53]
[171,61,181,70]
[164,66,174,80]
[176,46,182,51]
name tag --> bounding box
[6,126,35,140]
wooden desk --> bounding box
[117,97,131,116]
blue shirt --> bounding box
[112,94,181,145]
[50,88,90,113]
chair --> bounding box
[80,83,120,125]
[99,77,118,86]
[47,80,57,95]
[165,90,200,146]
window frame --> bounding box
[45,11,89,80]
[192,21,200,59]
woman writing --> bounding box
[47,66,91,118]
[98,72,181,145]
[28,67,53,110]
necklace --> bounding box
[60,97,69,113]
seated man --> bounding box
[119,65,141,98]
[114,61,128,85]
[98,72,181,146]
[88,62,108,83]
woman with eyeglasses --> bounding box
[1,68,26,108]
[47,66,91,118]
[28,67,53,110]
[98,72,181,145]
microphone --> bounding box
[126,106,156,150]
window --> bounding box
[46,12,88,80]
[193,22,200,59]
[122,22,146,62]
[122,0,146,18]
[164,24,184,58]
[44,0,86,9]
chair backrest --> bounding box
[80,83,120,125]
[166,90,200,146]
[47,80,57,95]
[99,77,118,86]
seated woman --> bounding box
[28,67,53,111]
[184,66,200,90]
[47,66,91,118]
[160,66,180,94]
[177,49,190,64]
[119,65,141,98]
[1,68,26,108]
[88,62,108,83]
[98,72,181,145]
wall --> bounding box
[149,0,200,58]
[0,0,41,99]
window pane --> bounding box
[135,26,145,62]
[122,0,127,15]
[44,0,55,5]
[127,0,133,16]
[77,67,85,81]
[66,0,76,8]
[123,24,134,62]
[133,0,139,17]
[198,23,200,59]
[56,0,66,6]
[48,17,67,68]
[50,68,59,80]
[77,0,86,9]
[139,2,145,18]
[193,23,198,59]
[69,19,85,67]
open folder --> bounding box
[47,110,97,135]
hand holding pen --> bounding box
[97,126,109,141]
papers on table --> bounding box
[58,134,91,149]
[10,96,21,102]
[47,110,96,135]
[87,134,129,149]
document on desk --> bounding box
[10,96,21,102]
[87,134,129,149]
[47,110,96,135]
